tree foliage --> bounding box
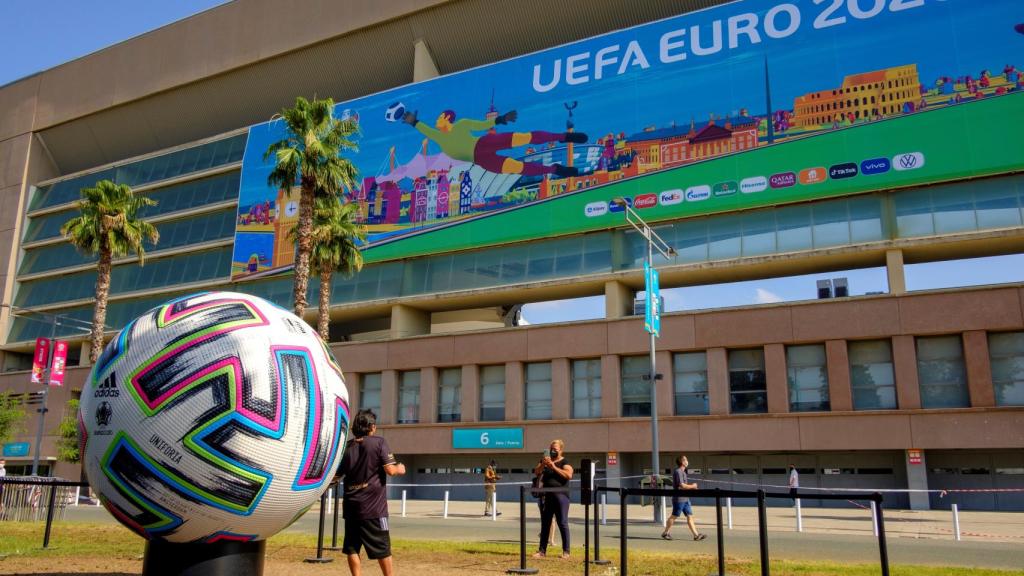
[265,96,359,319]
[55,398,81,464]
[0,390,27,445]
[61,179,159,362]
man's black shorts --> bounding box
[342,516,391,559]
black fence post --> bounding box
[757,489,769,576]
[875,493,890,576]
[325,483,341,551]
[620,488,628,576]
[506,484,538,574]
[43,482,58,548]
[303,490,332,563]
[715,491,725,576]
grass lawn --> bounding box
[1,522,1021,575]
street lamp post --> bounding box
[613,198,676,524]
[1,304,96,476]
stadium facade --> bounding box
[0,0,1022,511]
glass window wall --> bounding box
[916,335,969,409]
[849,340,897,410]
[787,344,830,412]
[571,359,602,418]
[524,362,552,420]
[672,352,709,415]
[397,370,420,424]
[621,355,651,417]
[437,367,462,423]
[360,373,382,415]
[989,331,1024,406]
[728,348,767,414]
[480,365,505,422]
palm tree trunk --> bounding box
[292,181,315,319]
[318,267,331,342]
[90,246,112,363]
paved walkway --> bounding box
[59,499,1024,571]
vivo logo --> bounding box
[634,193,658,209]
[659,189,683,206]
[860,157,891,175]
[892,152,925,171]
[685,185,711,201]
[584,201,608,217]
[740,176,768,193]
[769,172,796,189]
[829,163,858,179]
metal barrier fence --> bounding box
[0,477,91,548]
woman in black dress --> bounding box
[532,439,574,558]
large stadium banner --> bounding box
[232,0,1024,278]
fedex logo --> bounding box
[659,189,683,206]
[584,201,608,217]
[634,193,658,209]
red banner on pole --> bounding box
[49,341,68,387]
[31,338,49,384]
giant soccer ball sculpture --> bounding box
[78,292,349,571]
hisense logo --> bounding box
[740,176,767,193]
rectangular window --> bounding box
[360,373,382,415]
[916,335,970,409]
[480,365,505,422]
[787,344,830,412]
[728,348,767,414]
[524,362,552,420]
[849,340,897,410]
[673,352,708,415]
[397,370,420,424]
[989,331,1024,406]
[621,356,651,417]
[437,368,462,423]
[571,359,602,418]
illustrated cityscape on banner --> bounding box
[231,0,1024,279]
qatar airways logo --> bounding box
[769,172,796,189]
[584,201,608,217]
[659,189,683,206]
[685,185,711,202]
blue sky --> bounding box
[3,1,1022,323]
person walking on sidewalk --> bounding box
[789,464,800,506]
[662,455,706,542]
[483,460,501,516]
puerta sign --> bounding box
[452,428,524,449]
[232,0,1024,277]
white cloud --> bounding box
[754,288,783,304]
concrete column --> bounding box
[419,366,438,424]
[505,361,524,421]
[605,280,634,319]
[707,347,729,415]
[892,335,921,410]
[825,340,853,411]
[886,249,906,295]
[380,370,398,425]
[656,350,674,417]
[461,364,480,422]
[601,355,621,417]
[962,331,995,408]
[413,39,440,82]
[390,304,430,339]
[551,358,571,420]
[79,342,92,366]
[344,372,361,412]
[765,343,789,414]
[905,449,931,510]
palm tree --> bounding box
[265,96,359,319]
[61,180,158,362]
[290,195,366,340]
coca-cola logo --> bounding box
[633,194,657,209]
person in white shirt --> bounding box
[788,464,799,505]
[0,458,6,516]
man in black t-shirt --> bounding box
[338,409,406,576]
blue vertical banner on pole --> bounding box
[644,262,661,337]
